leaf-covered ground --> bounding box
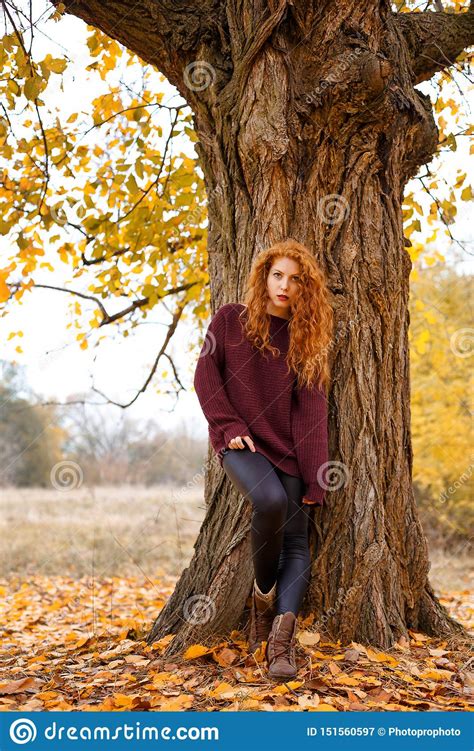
[0,575,472,712]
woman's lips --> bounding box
[277,295,288,300]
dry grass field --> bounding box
[0,484,207,581]
[1,484,472,594]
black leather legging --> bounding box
[222,447,311,616]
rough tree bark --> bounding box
[52,1,474,654]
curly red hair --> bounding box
[238,238,334,391]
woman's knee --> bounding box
[251,485,288,520]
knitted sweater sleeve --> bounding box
[193,305,251,447]
[291,380,329,506]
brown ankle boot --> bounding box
[248,579,277,654]
[265,611,298,680]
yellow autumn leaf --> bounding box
[409,631,429,642]
[212,647,239,667]
[112,693,139,708]
[272,680,304,693]
[24,73,46,100]
[0,275,10,302]
[183,644,212,659]
[333,675,360,686]
[365,648,399,666]
[208,681,236,698]
[42,55,67,74]
[419,668,454,681]
[158,695,194,710]
[311,703,339,711]
[310,650,331,660]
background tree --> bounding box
[0,1,473,654]
[63,400,205,485]
[0,360,65,486]
[409,263,473,544]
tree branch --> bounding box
[10,280,200,325]
[48,0,221,98]
[395,4,474,84]
[92,302,187,408]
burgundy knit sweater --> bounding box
[193,303,329,505]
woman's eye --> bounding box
[273,272,299,281]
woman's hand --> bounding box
[227,435,256,452]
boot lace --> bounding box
[268,616,297,661]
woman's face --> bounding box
[266,256,301,315]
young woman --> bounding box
[193,238,333,680]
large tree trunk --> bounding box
[53,1,473,655]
